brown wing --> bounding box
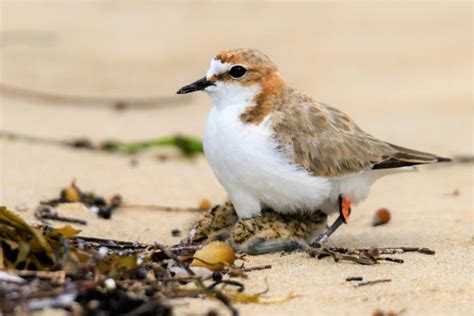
[271,91,450,177]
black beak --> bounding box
[176,77,214,94]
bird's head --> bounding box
[177,48,285,108]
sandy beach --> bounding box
[0,1,472,315]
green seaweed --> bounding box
[100,134,204,157]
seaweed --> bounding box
[0,206,279,315]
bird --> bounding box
[190,201,327,255]
[177,48,451,247]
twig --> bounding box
[215,264,272,280]
[72,236,152,250]
[237,265,272,273]
[155,245,196,277]
[345,276,363,282]
[355,278,391,287]
[323,246,435,256]
[304,245,430,265]
[0,82,191,110]
[155,244,239,316]
[121,204,203,212]
[379,257,404,264]
[171,245,203,252]
[35,205,87,225]
[351,247,435,255]
[206,280,245,292]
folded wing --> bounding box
[271,92,450,178]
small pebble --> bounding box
[97,247,109,258]
[157,154,169,161]
[198,199,212,210]
[114,101,127,111]
[189,228,196,241]
[445,189,460,197]
[87,300,100,311]
[171,229,181,237]
[104,278,116,290]
[88,206,100,214]
[129,159,139,167]
[372,208,391,226]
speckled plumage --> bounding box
[190,201,238,242]
[190,202,327,255]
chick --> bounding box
[190,202,327,255]
[190,201,238,242]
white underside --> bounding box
[204,99,410,218]
[203,76,412,219]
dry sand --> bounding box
[0,1,472,315]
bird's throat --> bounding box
[240,73,286,124]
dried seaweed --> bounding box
[40,180,122,220]
[303,245,435,265]
[0,206,279,315]
[36,180,205,225]
[0,206,86,272]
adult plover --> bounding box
[177,48,450,246]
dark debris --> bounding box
[40,181,122,220]
[0,206,274,316]
[304,245,435,265]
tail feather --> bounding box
[372,143,451,170]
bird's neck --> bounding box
[240,73,287,124]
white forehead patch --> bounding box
[206,58,231,79]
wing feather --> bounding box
[271,89,450,177]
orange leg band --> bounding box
[341,198,352,224]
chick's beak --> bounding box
[176,77,214,94]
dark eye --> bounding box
[229,65,247,78]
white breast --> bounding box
[204,104,332,218]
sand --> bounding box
[0,1,472,315]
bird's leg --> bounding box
[241,238,305,255]
[311,195,352,247]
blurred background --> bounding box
[0,1,472,233]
